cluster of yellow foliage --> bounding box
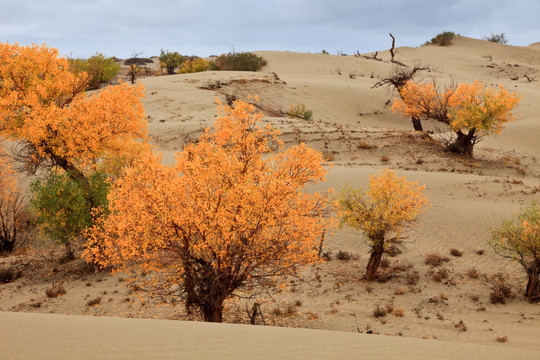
[0,43,148,174]
[178,58,210,74]
[392,80,520,136]
[84,99,334,321]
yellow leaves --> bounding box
[338,169,428,245]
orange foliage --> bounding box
[392,80,519,136]
[0,43,148,174]
[85,99,334,322]
[338,169,428,280]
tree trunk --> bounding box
[365,243,384,281]
[448,130,475,157]
[201,301,224,322]
[525,264,540,302]
[411,116,424,131]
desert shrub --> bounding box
[210,52,267,71]
[496,336,508,343]
[490,201,540,302]
[287,104,313,121]
[0,150,32,254]
[338,170,428,281]
[489,273,513,304]
[178,58,210,74]
[450,248,463,257]
[380,257,391,268]
[373,303,394,318]
[430,267,449,282]
[394,287,406,295]
[424,251,450,267]
[466,267,481,279]
[357,142,375,150]
[336,250,352,261]
[70,53,120,90]
[87,296,102,306]
[30,171,110,259]
[484,32,508,44]
[159,50,184,74]
[45,282,66,298]
[424,31,456,46]
[393,307,405,317]
[0,267,22,283]
[124,58,153,66]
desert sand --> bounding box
[1,35,540,358]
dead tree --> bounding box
[389,33,408,67]
[372,65,430,131]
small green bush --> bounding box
[178,58,211,74]
[159,50,184,74]
[423,32,456,46]
[69,53,120,90]
[30,171,110,258]
[287,103,313,121]
[210,52,267,71]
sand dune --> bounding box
[1,35,540,357]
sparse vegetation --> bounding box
[287,104,313,121]
[484,32,508,44]
[424,252,450,267]
[178,58,210,74]
[87,296,102,307]
[490,202,540,302]
[69,53,120,90]
[45,282,66,298]
[423,32,456,46]
[450,248,463,257]
[210,51,267,72]
[0,267,22,283]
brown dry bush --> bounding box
[466,267,481,279]
[405,271,420,286]
[489,273,513,304]
[336,250,352,261]
[450,248,463,257]
[393,307,405,317]
[394,287,406,295]
[496,336,508,343]
[424,252,450,267]
[430,268,449,282]
[87,296,102,307]
[373,303,394,318]
[0,267,22,283]
[45,282,66,298]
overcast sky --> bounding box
[2,0,539,59]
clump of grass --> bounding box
[0,267,22,283]
[379,257,391,268]
[86,296,102,307]
[424,31,456,46]
[393,307,405,317]
[424,252,450,267]
[470,294,480,302]
[405,271,420,286]
[335,250,352,261]
[489,273,513,304]
[272,306,283,316]
[357,141,375,150]
[466,267,480,279]
[449,248,463,257]
[380,155,390,163]
[373,303,394,318]
[322,151,335,162]
[429,268,449,282]
[364,284,374,293]
[454,320,467,332]
[394,287,406,295]
[45,282,66,298]
[476,249,484,255]
[496,336,508,343]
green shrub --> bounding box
[423,31,456,46]
[484,32,508,44]
[69,53,120,90]
[287,103,313,121]
[159,50,184,74]
[30,171,110,258]
[210,52,267,71]
[178,57,211,74]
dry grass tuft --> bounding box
[449,248,463,257]
[424,252,450,267]
[405,271,420,286]
[45,282,66,298]
[393,307,405,317]
[466,267,481,279]
[496,336,508,343]
[394,287,406,295]
[86,296,102,307]
[380,155,390,163]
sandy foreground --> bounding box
[1,311,539,360]
[1,35,540,357]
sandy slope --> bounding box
[1,35,540,356]
[1,311,539,360]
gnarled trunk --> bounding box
[525,262,540,302]
[411,116,424,131]
[448,130,476,157]
[365,241,384,281]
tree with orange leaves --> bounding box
[0,43,148,205]
[392,80,519,156]
[85,99,334,322]
[337,169,428,281]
